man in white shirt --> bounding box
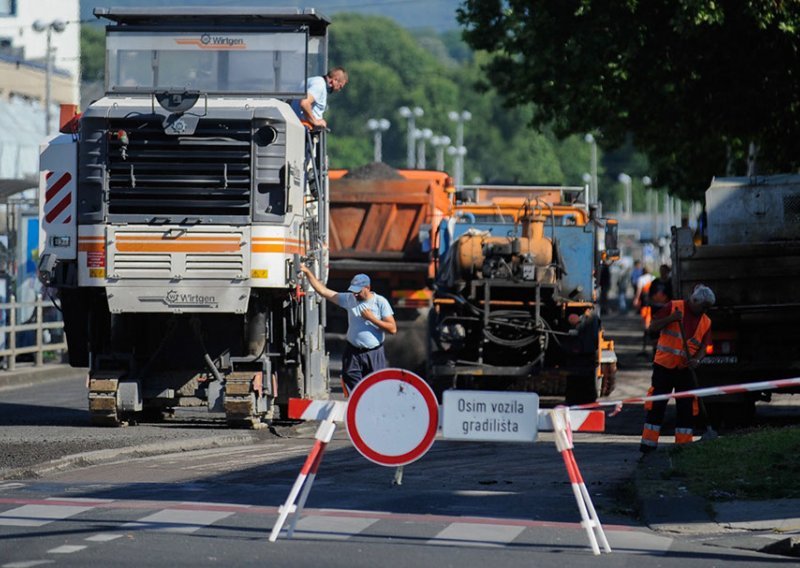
[292,67,348,129]
[300,266,396,395]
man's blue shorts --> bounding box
[341,342,387,396]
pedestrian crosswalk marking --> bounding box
[0,497,674,554]
[85,533,124,542]
[289,515,379,540]
[606,530,673,554]
[428,523,525,547]
[122,508,234,533]
[47,545,87,554]
[0,504,94,527]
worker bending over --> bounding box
[640,284,715,454]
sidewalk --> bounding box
[634,450,800,557]
[0,363,87,390]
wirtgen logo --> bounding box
[165,290,219,307]
[176,35,247,50]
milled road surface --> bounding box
[1,312,797,480]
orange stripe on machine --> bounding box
[115,235,242,253]
[78,237,105,252]
[252,237,305,255]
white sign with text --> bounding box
[442,390,539,442]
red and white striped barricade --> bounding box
[272,369,609,555]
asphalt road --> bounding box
[1,312,799,566]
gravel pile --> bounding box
[343,162,404,180]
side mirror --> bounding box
[603,219,620,261]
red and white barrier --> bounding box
[288,398,606,432]
[551,407,611,555]
[269,415,339,542]
[279,394,607,554]
[569,376,800,412]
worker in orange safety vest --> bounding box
[639,284,715,455]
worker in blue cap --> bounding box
[301,266,396,396]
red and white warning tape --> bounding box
[569,376,800,412]
[288,398,606,432]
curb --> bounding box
[633,450,800,558]
[1,432,261,481]
[633,450,720,533]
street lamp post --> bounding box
[366,118,390,163]
[430,135,451,171]
[414,128,432,169]
[643,176,656,239]
[582,172,592,203]
[398,106,424,169]
[584,133,598,204]
[447,145,467,187]
[33,19,66,136]
[617,173,632,218]
[664,193,672,232]
[448,110,471,188]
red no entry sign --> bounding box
[345,368,439,467]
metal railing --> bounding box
[0,294,67,370]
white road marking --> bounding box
[290,515,379,540]
[0,483,26,491]
[428,523,525,547]
[122,509,234,533]
[47,545,87,554]
[85,533,124,542]
[46,498,112,504]
[0,505,94,527]
[607,530,673,554]
[2,561,54,568]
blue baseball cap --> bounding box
[347,273,370,293]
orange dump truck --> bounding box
[326,164,454,372]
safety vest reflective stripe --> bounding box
[641,423,660,447]
[656,345,684,356]
[675,428,694,444]
[653,300,711,369]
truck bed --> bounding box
[674,233,800,308]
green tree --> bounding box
[80,25,105,82]
[457,1,800,199]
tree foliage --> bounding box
[457,0,800,199]
[327,13,597,185]
[79,14,610,189]
[80,25,105,82]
